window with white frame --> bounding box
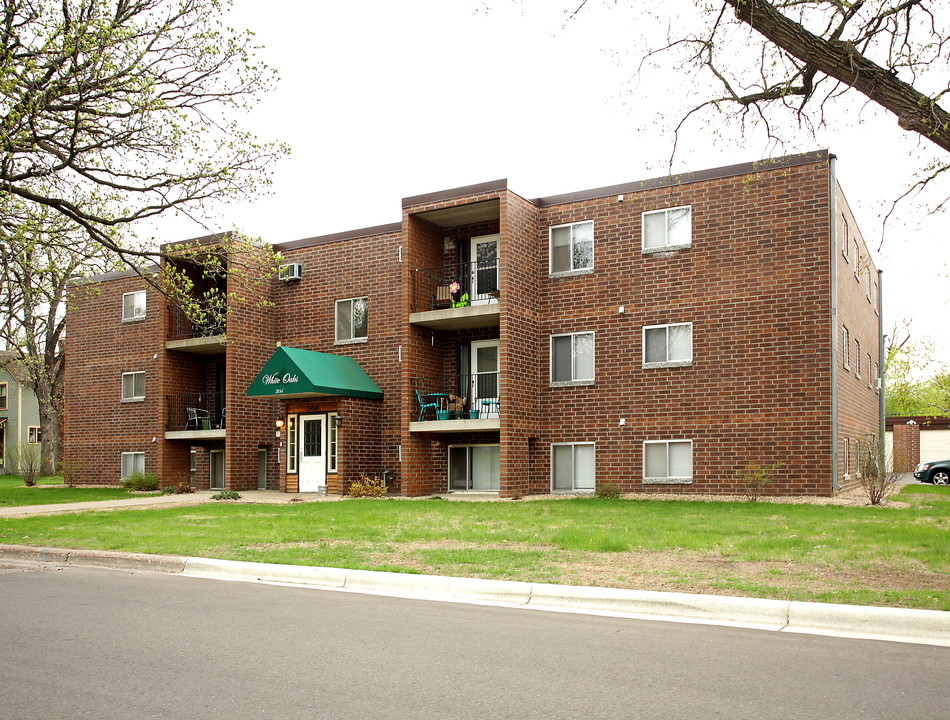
[287,416,297,473]
[855,340,861,378]
[328,413,338,472]
[121,452,144,480]
[122,290,146,321]
[190,449,196,485]
[841,217,849,259]
[853,240,859,278]
[642,206,691,251]
[551,443,595,492]
[121,371,145,401]
[549,221,594,275]
[28,426,41,444]
[643,323,692,367]
[842,328,850,369]
[335,297,368,343]
[874,362,880,393]
[551,332,594,385]
[0,382,6,411]
[865,271,871,301]
[644,440,692,484]
[842,438,850,476]
[867,354,872,388]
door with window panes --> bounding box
[298,414,326,492]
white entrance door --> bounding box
[469,233,499,304]
[471,339,499,417]
[298,415,327,492]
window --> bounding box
[121,371,145,401]
[328,413,338,473]
[643,323,692,367]
[855,340,861,378]
[449,445,500,491]
[642,206,691,251]
[853,240,859,278]
[335,297,368,343]
[551,443,595,492]
[865,271,871,301]
[842,438,850,476]
[874,363,880,393]
[644,440,692,484]
[867,354,873,388]
[841,217,849,259]
[0,382,6,411]
[551,332,594,385]
[121,452,144,480]
[842,328,849,369]
[190,449,196,485]
[122,290,146,321]
[286,416,297,473]
[28,426,41,444]
[549,221,594,275]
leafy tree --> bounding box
[0,0,286,273]
[0,204,119,474]
[884,330,950,416]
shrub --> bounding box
[211,489,241,500]
[348,473,388,498]
[858,439,900,505]
[121,471,160,492]
[8,442,42,486]
[736,462,783,501]
[595,482,623,499]
[175,480,196,494]
[159,486,175,495]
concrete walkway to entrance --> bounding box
[0,489,339,518]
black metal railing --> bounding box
[166,392,226,431]
[167,304,227,341]
[410,259,500,313]
[411,374,500,421]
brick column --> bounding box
[892,421,920,472]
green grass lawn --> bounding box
[2,484,948,610]
[0,475,155,507]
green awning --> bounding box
[246,346,383,400]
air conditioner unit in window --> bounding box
[279,263,302,281]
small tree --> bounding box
[858,438,900,506]
[8,442,42,487]
[736,462,783,501]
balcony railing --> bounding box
[410,259,499,313]
[166,392,225,431]
[167,305,226,341]
[411,374,500,421]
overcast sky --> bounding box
[149,0,949,357]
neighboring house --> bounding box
[63,150,883,497]
[0,352,44,473]
[886,416,950,472]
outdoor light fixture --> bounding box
[334,414,343,428]
[275,419,284,429]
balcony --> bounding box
[409,374,500,433]
[165,305,226,354]
[164,391,226,440]
[409,260,500,331]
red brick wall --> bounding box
[533,161,839,495]
[834,184,883,490]
[892,422,920,472]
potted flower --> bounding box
[436,409,450,420]
[449,281,469,307]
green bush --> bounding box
[595,482,623,499]
[211,489,241,501]
[175,481,196,494]
[121,471,160,492]
[348,473,388,498]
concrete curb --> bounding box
[3,544,948,647]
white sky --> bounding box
[149,0,949,357]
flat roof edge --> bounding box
[533,150,831,207]
[68,265,160,286]
[273,222,403,252]
[402,179,508,209]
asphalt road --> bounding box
[1,564,947,720]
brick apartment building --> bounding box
[63,150,883,497]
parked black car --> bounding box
[914,459,950,485]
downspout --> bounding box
[878,269,885,457]
[829,155,840,491]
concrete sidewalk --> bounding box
[0,489,338,518]
[1,542,948,648]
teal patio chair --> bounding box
[416,390,439,422]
